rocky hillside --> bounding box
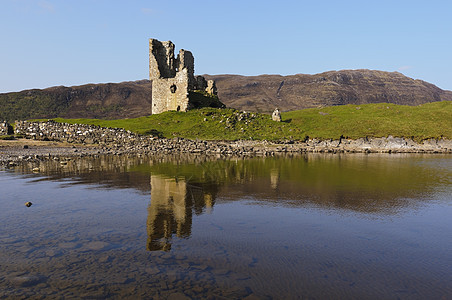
[205,69,452,112]
[1,69,451,121]
[0,80,152,122]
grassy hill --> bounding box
[0,81,152,122]
[206,70,452,113]
[2,70,452,122]
[31,101,451,142]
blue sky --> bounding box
[1,0,451,93]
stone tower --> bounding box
[149,39,221,114]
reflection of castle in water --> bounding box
[147,174,216,251]
[14,153,444,250]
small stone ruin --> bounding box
[272,108,281,122]
[149,39,222,114]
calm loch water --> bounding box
[0,154,451,299]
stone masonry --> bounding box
[272,108,281,122]
[149,39,218,114]
[0,121,13,135]
[14,120,149,145]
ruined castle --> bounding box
[149,39,221,114]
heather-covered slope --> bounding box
[205,69,452,112]
[1,69,451,121]
[0,80,152,122]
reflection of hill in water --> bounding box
[215,155,451,214]
[13,155,153,193]
[13,154,451,214]
[12,153,450,251]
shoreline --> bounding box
[1,136,450,169]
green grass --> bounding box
[284,101,452,141]
[29,101,452,141]
[35,108,300,140]
[0,135,16,140]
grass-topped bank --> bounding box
[29,101,451,142]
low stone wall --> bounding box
[14,120,155,145]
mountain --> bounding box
[0,80,152,122]
[204,69,452,112]
[1,69,451,121]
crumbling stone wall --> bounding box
[0,121,13,135]
[14,120,151,145]
[152,69,191,113]
[149,39,219,114]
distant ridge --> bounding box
[0,80,152,121]
[1,69,451,121]
[205,69,452,112]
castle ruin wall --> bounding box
[149,38,218,114]
[152,70,190,114]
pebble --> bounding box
[85,241,109,251]
[9,274,46,287]
[145,267,161,275]
[167,292,191,300]
[58,242,80,249]
[45,249,62,257]
[99,255,112,263]
[212,269,230,275]
[243,294,263,300]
